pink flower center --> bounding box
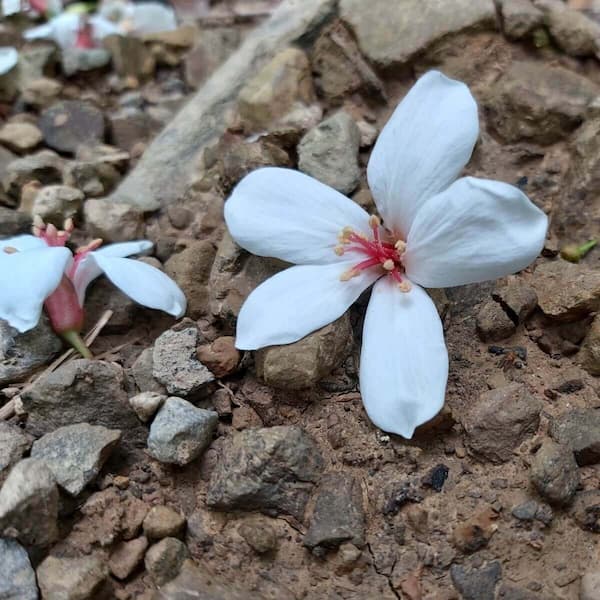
[335,216,411,292]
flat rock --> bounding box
[39,100,106,154]
[145,537,189,586]
[109,536,148,580]
[580,316,600,376]
[36,554,108,600]
[492,282,538,322]
[303,472,365,549]
[0,538,38,600]
[486,61,599,144]
[21,359,144,448]
[501,0,544,40]
[103,34,155,79]
[298,111,361,194]
[0,317,62,385]
[147,397,218,465]
[0,458,59,547]
[31,423,121,496]
[143,505,186,540]
[0,122,42,153]
[530,439,579,505]
[0,422,33,474]
[21,77,62,110]
[530,260,600,321]
[340,0,497,66]
[84,198,144,243]
[256,314,353,389]
[463,383,542,463]
[2,150,64,200]
[450,560,502,600]
[31,184,84,223]
[549,409,600,465]
[152,328,215,397]
[207,426,323,520]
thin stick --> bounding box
[0,310,114,421]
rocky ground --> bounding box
[2,0,600,598]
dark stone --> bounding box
[511,500,538,521]
[450,560,502,600]
[421,464,449,492]
[382,480,423,515]
[549,409,600,466]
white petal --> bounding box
[236,261,381,349]
[0,47,18,75]
[225,167,370,265]
[0,247,71,332]
[359,278,448,439]
[89,254,186,318]
[0,235,47,252]
[404,177,548,287]
[367,70,479,238]
[71,241,154,304]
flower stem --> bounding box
[61,330,93,359]
[560,240,597,263]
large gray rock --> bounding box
[0,422,33,474]
[530,440,579,506]
[21,359,144,447]
[147,397,218,466]
[0,317,61,385]
[207,426,323,520]
[486,61,599,144]
[152,328,215,397]
[549,409,600,466]
[0,458,59,547]
[340,0,497,67]
[106,0,337,210]
[31,423,121,495]
[145,537,189,586]
[0,538,38,600]
[500,0,543,40]
[298,111,361,195]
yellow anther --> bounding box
[395,240,407,254]
[369,214,381,228]
[340,268,359,282]
[334,245,345,256]
[398,280,412,293]
[3,246,17,254]
[382,259,395,271]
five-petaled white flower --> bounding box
[0,219,186,356]
[224,70,548,438]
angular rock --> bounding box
[256,315,353,389]
[147,397,218,465]
[0,458,59,547]
[143,505,186,540]
[476,300,516,342]
[104,34,155,79]
[2,150,64,200]
[36,554,108,600]
[84,198,144,243]
[530,440,579,506]
[131,347,166,394]
[549,409,600,465]
[530,260,600,321]
[580,317,600,376]
[145,537,189,586]
[0,122,42,153]
[152,328,215,397]
[311,20,384,103]
[238,47,316,131]
[340,0,497,67]
[304,472,365,549]
[31,184,83,223]
[17,43,57,90]
[450,561,502,600]
[164,241,216,319]
[196,336,240,378]
[207,426,323,520]
[298,111,361,195]
[21,77,62,110]
[0,538,38,600]
[109,536,148,580]
[31,423,121,496]
[511,500,539,521]
[63,160,120,197]
[39,100,106,154]
[0,317,61,385]
[61,48,111,77]
[572,490,600,532]
[238,515,278,554]
[84,277,137,332]
[129,391,166,422]
[536,0,600,57]
[463,383,542,463]
[452,508,498,553]
[21,359,144,447]
[0,422,33,474]
[500,0,544,40]
[492,282,538,323]
[486,62,599,144]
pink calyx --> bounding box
[336,216,411,292]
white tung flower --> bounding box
[0,226,186,336]
[224,70,548,439]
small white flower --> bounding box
[224,70,548,439]
[0,226,186,335]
